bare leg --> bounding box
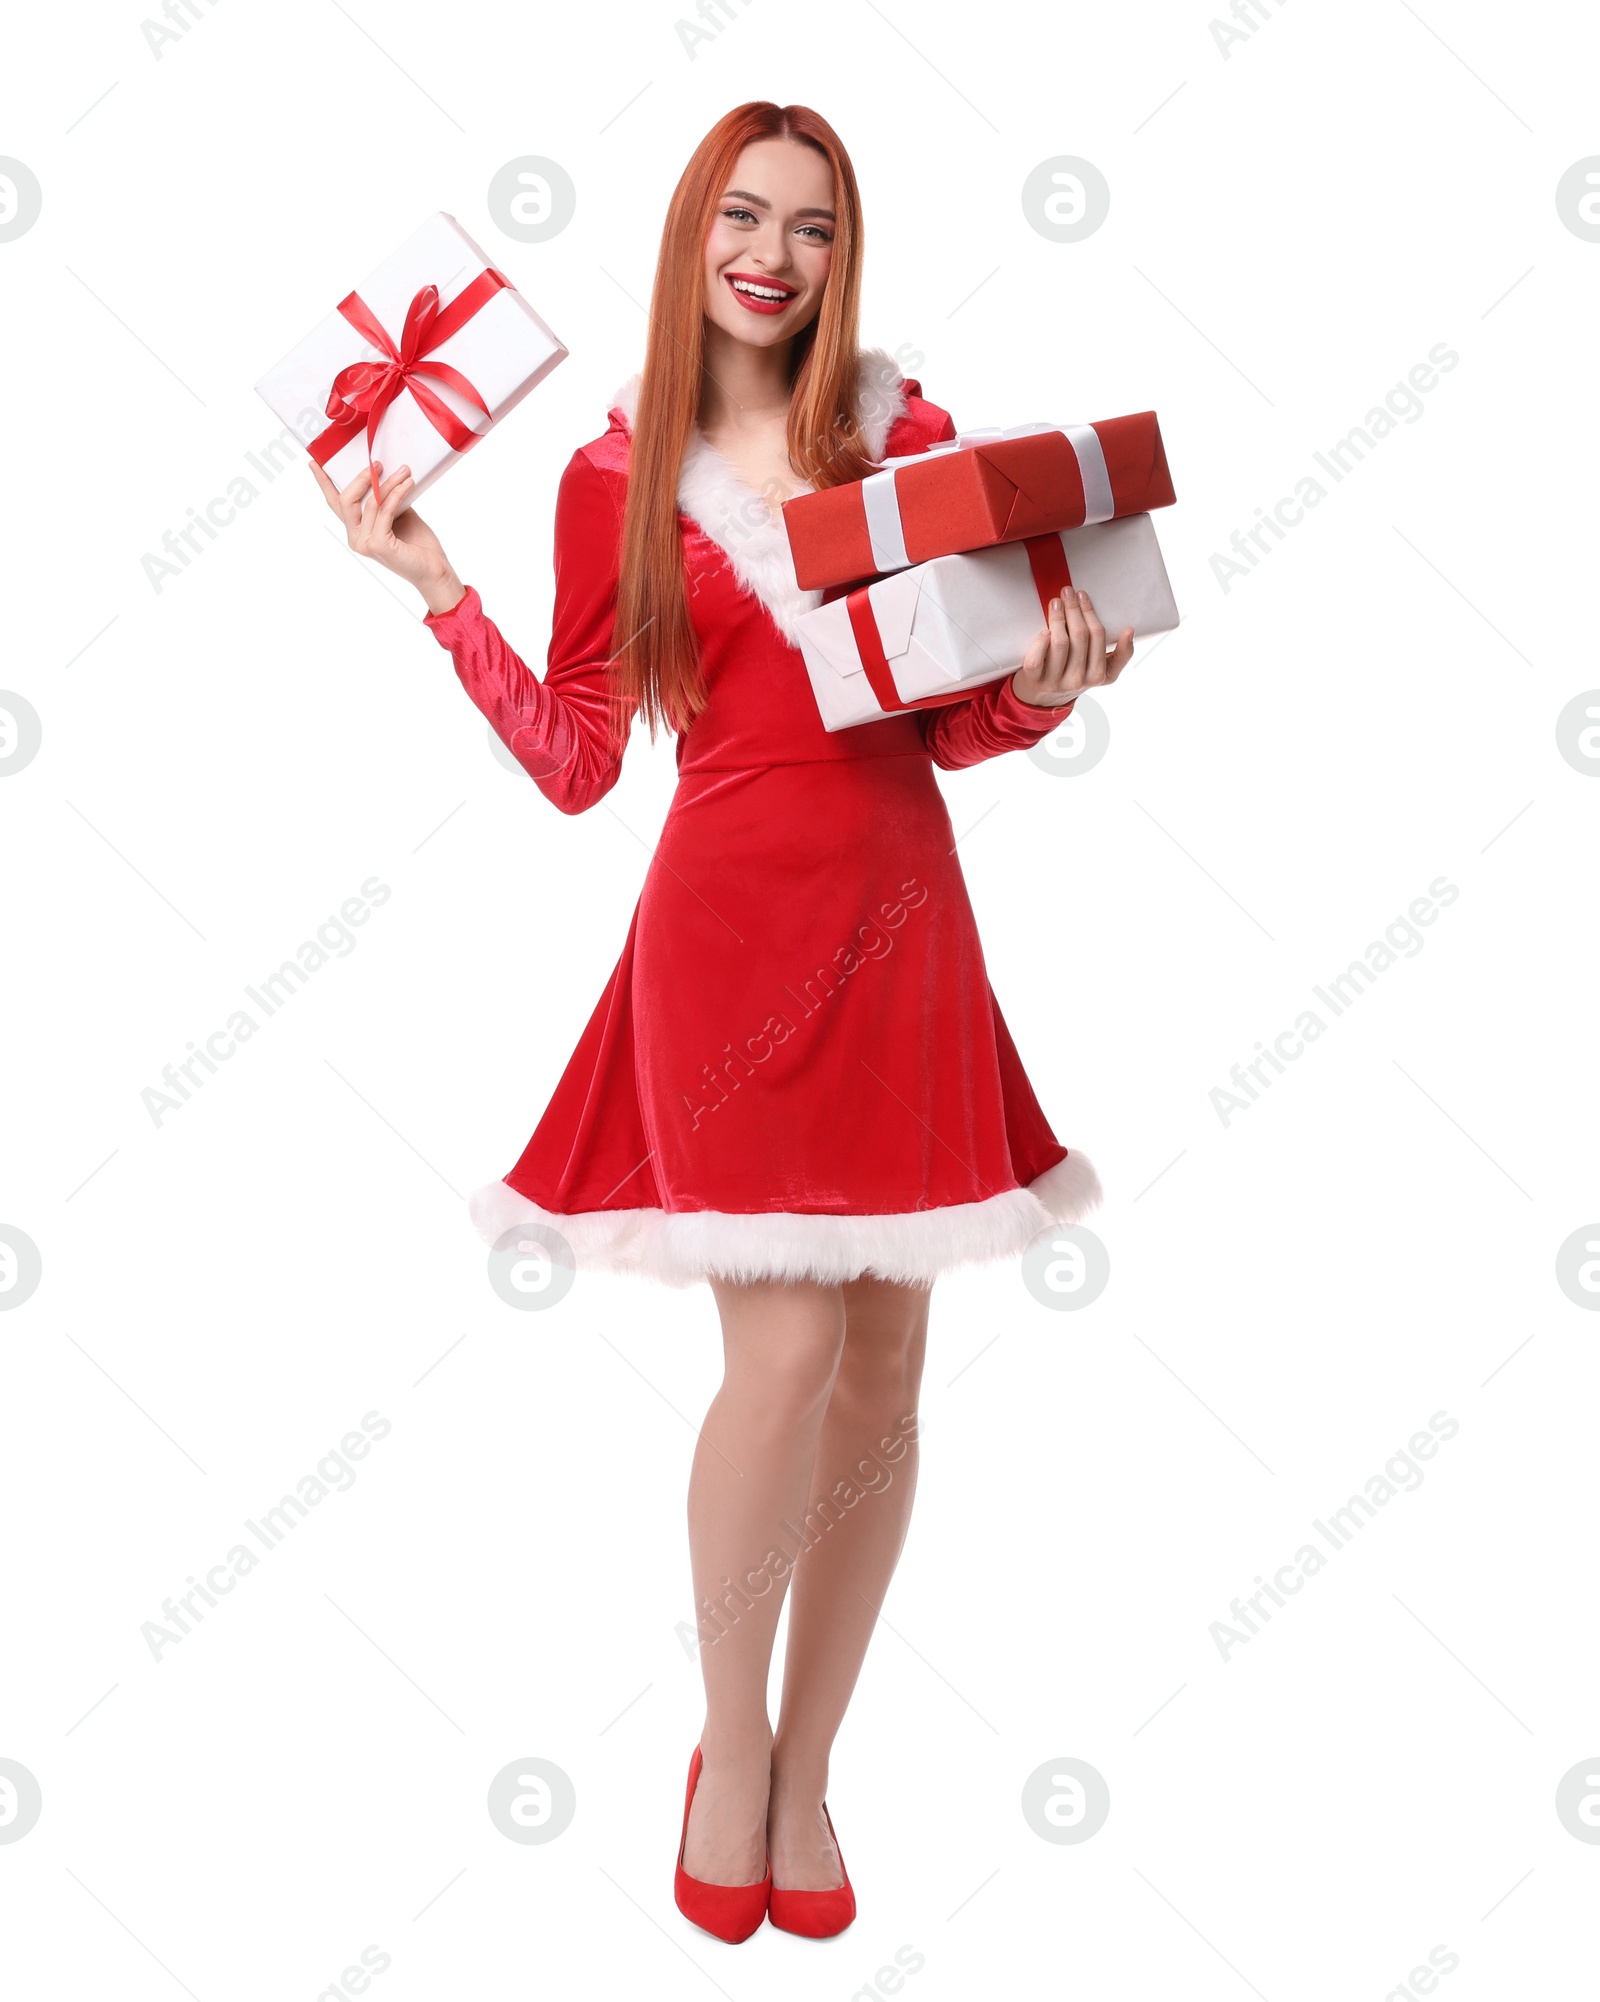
[766,1275,931,1888]
[680,1276,847,1885]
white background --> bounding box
[3,0,1598,1996]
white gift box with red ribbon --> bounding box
[254,212,567,503]
[794,514,1179,733]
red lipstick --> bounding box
[723,270,799,315]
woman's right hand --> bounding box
[311,459,466,616]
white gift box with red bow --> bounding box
[254,212,566,503]
[793,514,1179,733]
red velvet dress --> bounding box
[425,356,1101,1286]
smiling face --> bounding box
[701,136,837,350]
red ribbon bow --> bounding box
[309,267,510,488]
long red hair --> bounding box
[614,102,873,737]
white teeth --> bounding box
[730,279,790,301]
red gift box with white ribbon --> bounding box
[794,516,1179,733]
[782,415,1175,590]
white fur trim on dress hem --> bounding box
[468,1152,1103,1289]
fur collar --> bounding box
[606,348,909,643]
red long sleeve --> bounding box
[424,451,634,816]
[920,674,1073,768]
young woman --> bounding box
[314,101,1134,1944]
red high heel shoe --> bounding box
[768,1799,856,1938]
[673,1746,771,1944]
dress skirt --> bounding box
[469,751,1100,1287]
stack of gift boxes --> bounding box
[781,417,1179,731]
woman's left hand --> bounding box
[1010,587,1135,708]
